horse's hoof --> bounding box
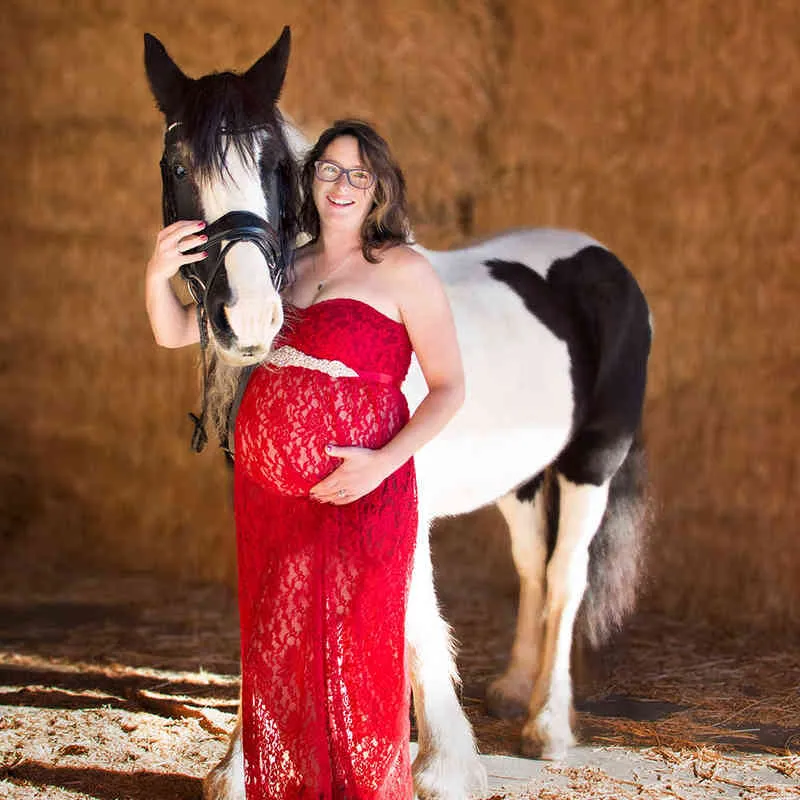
[519,721,545,759]
[203,740,245,800]
[413,748,488,800]
[203,771,243,800]
[520,716,575,761]
[485,675,532,720]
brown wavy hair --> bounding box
[297,119,411,263]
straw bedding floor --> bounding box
[0,571,797,799]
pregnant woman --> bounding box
[145,119,464,799]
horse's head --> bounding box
[144,28,298,366]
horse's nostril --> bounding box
[240,346,260,358]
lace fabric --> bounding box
[234,298,417,799]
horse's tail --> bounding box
[577,424,652,648]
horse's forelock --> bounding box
[171,73,300,270]
[179,72,282,183]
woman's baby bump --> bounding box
[235,366,403,496]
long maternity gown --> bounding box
[234,297,417,799]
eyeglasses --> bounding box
[314,160,375,190]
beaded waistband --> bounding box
[265,345,396,385]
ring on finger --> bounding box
[337,489,346,497]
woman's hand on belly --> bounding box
[308,444,395,505]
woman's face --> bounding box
[312,135,376,234]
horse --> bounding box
[144,27,652,800]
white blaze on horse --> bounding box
[145,27,651,800]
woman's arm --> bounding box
[310,248,464,504]
[145,220,208,348]
[375,248,465,471]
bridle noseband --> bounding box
[180,210,285,306]
[159,122,289,454]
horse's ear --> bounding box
[144,33,192,117]
[244,26,291,105]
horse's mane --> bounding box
[206,351,244,451]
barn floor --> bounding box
[0,563,797,799]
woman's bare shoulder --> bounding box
[379,243,432,275]
[292,242,317,276]
[376,245,446,317]
[282,243,317,302]
[294,241,316,262]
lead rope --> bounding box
[189,301,211,453]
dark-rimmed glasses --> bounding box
[314,160,375,190]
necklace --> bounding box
[312,249,358,299]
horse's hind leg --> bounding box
[486,475,549,719]
[407,513,487,800]
[521,473,610,760]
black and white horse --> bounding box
[145,28,651,800]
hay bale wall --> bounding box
[1,0,797,628]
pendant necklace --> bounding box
[312,250,357,300]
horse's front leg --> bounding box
[521,476,609,760]
[407,514,487,800]
[203,711,244,800]
[486,481,549,719]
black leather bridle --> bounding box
[180,210,285,304]
[159,121,289,453]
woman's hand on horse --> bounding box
[309,445,392,505]
[146,220,209,282]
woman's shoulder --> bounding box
[378,243,430,273]
[293,240,316,261]
[378,244,442,304]
[292,241,317,274]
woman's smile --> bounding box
[326,194,356,208]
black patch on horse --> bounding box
[488,246,651,486]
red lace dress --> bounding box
[234,298,417,800]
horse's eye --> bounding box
[174,163,187,180]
